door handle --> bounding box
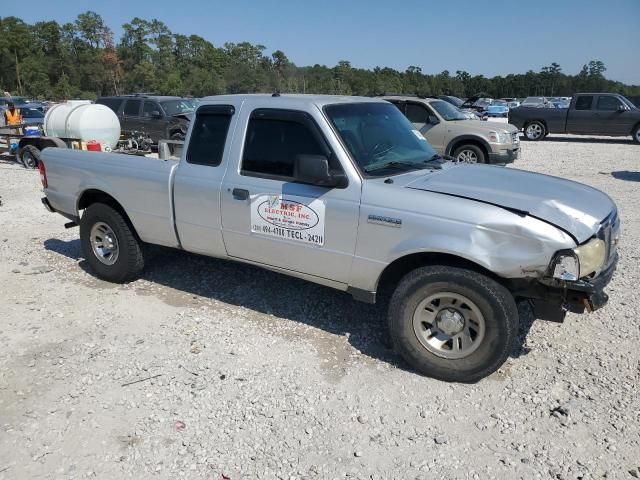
[232,188,249,200]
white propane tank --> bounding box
[43,101,121,149]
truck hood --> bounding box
[171,112,193,122]
[406,164,615,243]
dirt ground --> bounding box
[0,135,639,480]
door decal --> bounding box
[251,195,325,246]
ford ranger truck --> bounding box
[39,94,620,383]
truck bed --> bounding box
[508,106,568,132]
[41,148,180,247]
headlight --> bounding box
[488,131,511,143]
[550,238,607,281]
[575,238,606,277]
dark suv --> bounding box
[96,95,196,143]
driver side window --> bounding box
[142,101,159,117]
[405,103,431,124]
[241,110,335,181]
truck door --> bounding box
[220,107,361,284]
[172,103,239,257]
[594,95,633,135]
[566,95,596,134]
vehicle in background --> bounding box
[507,101,521,109]
[461,95,493,113]
[509,93,640,142]
[0,96,45,112]
[20,107,45,126]
[520,97,549,108]
[484,100,510,118]
[96,94,196,143]
[40,94,619,383]
[437,95,481,120]
[383,95,519,164]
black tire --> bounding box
[388,265,518,383]
[453,144,486,164]
[632,125,640,144]
[16,145,41,168]
[523,121,546,141]
[80,203,144,283]
[170,132,185,141]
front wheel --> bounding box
[80,203,145,283]
[453,144,486,164]
[633,125,640,144]
[388,266,519,383]
[524,121,546,141]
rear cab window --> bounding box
[186,105,234,167]
[574,96,594,110]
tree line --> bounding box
[1,12,639,101]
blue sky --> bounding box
[4,0,639,84]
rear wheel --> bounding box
[388,266,518,383]
[16,145,41,168]
[453,144,486,164]
[524,121,546,141]
[80,203,144,283]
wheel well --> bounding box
[631,121,640,135]
[376,252,503,298]
[18,137,67,150]
[450,138,489,159]
[77,190,140,238]
[525,119,547,129]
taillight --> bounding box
[38,161,48,188]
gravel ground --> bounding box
[0,135,639,480]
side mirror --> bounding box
[428,115,439,125]
[294,154,346,188]
[151,111,163,119]
[617,105,628,112]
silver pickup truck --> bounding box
[40,94,620,383]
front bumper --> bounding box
[488,147,518,165]
[530,252,618,322]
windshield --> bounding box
[621,96,636,109]
[442,96,464,107]
[324,102,439,176]
[491,100,507,106]
[430,100,467,121]
[160,99,196,115]
[22,108,44,118]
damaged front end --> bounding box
[512,211,620,322]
